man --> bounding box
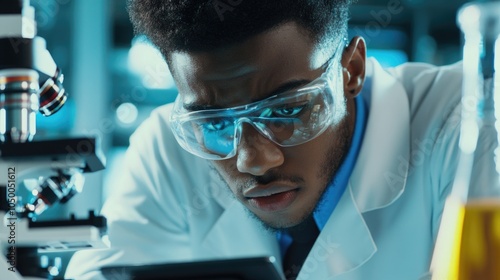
[66,1,476,279]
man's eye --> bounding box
[203,119,233,131]
[272,105,306,117]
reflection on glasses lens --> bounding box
[170,71,339,160]
[195,120,235,156]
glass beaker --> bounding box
[431,2,500,279]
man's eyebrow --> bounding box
[268,79,311,97]
[184,103,218,111]
[183,79,312,111]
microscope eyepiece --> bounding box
[0,69,39,143]
[0,0,68,143]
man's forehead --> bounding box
[168,22,335,78]
[169,51,256,83]
[168,50,256,106]
[167,22,340,107]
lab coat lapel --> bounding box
[297,186,376,280]
[350,58,410,212]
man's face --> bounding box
[169,22,364,229]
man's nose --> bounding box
[236,123,285,176]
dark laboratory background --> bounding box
[33,0,467,218]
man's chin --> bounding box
[242,206,312,233]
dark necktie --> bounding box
[282,216,320,280]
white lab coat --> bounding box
[66,58,470,280]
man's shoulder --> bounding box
[128,102,199,165]
[388,60,462,75]
[381,60,463,119]
[130,103,174,141]
[385,60,462,97]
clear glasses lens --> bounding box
[170,83,334,160]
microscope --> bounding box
[0,0,107,279]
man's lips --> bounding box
[244,184,299,212]
[243,184,299,198]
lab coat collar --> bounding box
[297,186,376,279]
[350,58,410,213]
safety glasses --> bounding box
[169,56,342,160]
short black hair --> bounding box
[128,0,353,56]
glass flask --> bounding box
[431,1,500,279]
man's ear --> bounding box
[341,36,366,98]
